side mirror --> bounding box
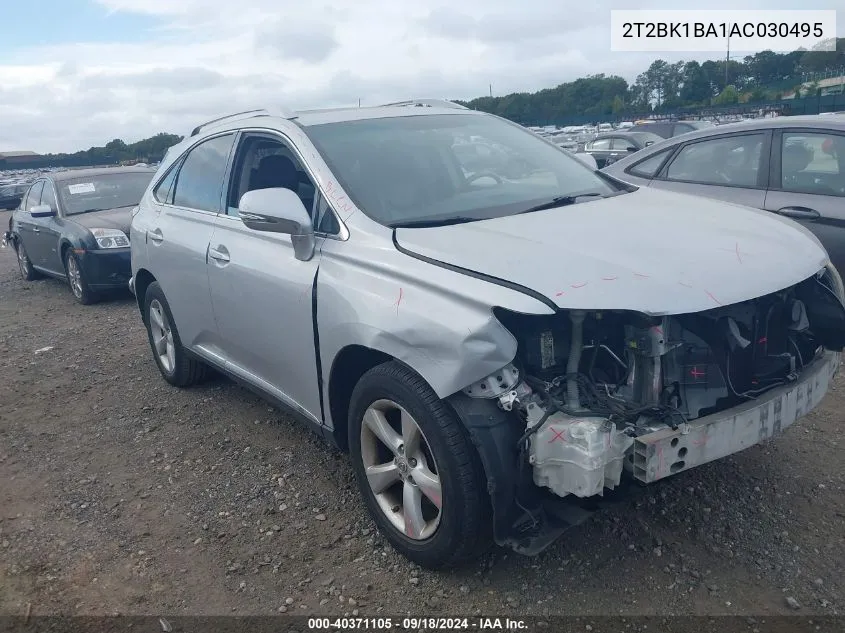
[238,188,315,261]
[30,204,55,218]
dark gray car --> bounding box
[602,115,845,277]
[582,131,663,168]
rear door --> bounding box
[145,132,237,358]
[764,128,845,276]
[649,130,770,208]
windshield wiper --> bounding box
[391,216,479,228]
[516,192,605,215]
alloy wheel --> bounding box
[148,299,176,374]
[359,399,442,540]
[17,244,29,277]
[67,256,83,299]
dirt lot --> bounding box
[1,207,844,619]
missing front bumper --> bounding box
[632,351,840,483]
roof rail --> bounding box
[190,107,296,137]
[380,99,468,110]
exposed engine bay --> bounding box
[462,268,845,501]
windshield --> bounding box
[631,132,664,146]
[304,113,622,227]
[57,171,154,216]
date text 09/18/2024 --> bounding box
[307,617,529,631]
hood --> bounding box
[394,188,828,316]
[70,206,133,234]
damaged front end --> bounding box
[450,266,845,555]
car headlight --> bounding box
[91,228,129,249]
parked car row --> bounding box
[602,114,845,278]
[4,102,845,570]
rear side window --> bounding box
[153,166,178,204]
[172,133,236,212]
[627,148,673,178]
[590,138,611,150]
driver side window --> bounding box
[664,134,764,187]
[226,134,325,227]
[24,182,44,212]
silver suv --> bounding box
[130,101,845,568]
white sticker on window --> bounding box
[68,183,96,194]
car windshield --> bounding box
[304,113,622,227]
[57,172,154,216]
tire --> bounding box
[143,281,207,387]
[348,361,491,569]
[64,250,98,305]
[14,239,40,281]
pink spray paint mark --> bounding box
[395,287,403,315]
[570,281,588,289]
[602,276,619,281]
[555,291,565,297]
[735,242,742,264]
[692,436,707,448]
[633,272,650,279]
[678,281,693,288]
[704,289,722,306]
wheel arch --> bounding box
[133,268,157,318]
[327,344,394,451]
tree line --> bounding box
[4,133,183,170]
[456,38,845,123]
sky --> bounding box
[0,0,842,153]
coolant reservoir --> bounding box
[529,412,634,498]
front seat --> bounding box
[250,154,300,192]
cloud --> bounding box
[0,0,843,152]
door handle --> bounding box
[775,207,820,220]
[208,246,230,262]
[148,229,164,243]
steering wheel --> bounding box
[466,171,503,185]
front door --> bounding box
[207,131,323,421]
[649,131,769,209]
[30,181,64,274]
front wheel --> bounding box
[348,362,491,569]
[65,250,98,305]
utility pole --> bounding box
[489,84,492,97]
[725,31,730,88]
[358,98,361,108]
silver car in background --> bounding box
[130,101,845,569]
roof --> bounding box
[48,166,156,183]
[292,105,478,126]
[0,151,40,158]
[189,101,479,137]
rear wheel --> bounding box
[15,240,40,281]
[348,362,491,569]
[143,281,207,387]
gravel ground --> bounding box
[1,208,844,619]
